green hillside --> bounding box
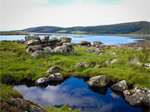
[21,21,149,34]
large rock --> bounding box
[1,98,46,112]
[60,36,72,43]
[75,62,89,68]
[47,66,63,73]
[26,39,41,46]
[63,43,74,47]
[53,45,74,53]
[41,35,49,42]
[93,41,103,46]
[129,57,140,65]
[111,59,120,64]
[27,45,42,52]
[123,86,148,107]
[43,47,53,53]
[25,34,40,41]
[47,73,64,82]
[86,47,95,53]
[31,50,44,57]
[142,89,150,107]
[53,46,67,53]
[35,77,47,85]
[80,40,91,46]
[87,75,109,87]
[111,80,128,92]
[95,48,103,55]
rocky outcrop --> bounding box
[35,77,47,85]
[80,40,91,47]
[86,47,95,53]
[1,98,46,112]
[111,80,128,92]
[123,86,148,107]
[87,75,109,87]
[95,48,103,55]
[142,89,150,107]
[47,66,63,73]
[60,36,71,43]
[47,73,64,81]
[93,41,103,47]
[31,50,44,57]
[75,62,89,68]
[25,34,75,56]
[111,59,120,64]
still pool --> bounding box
[13,77,148,112]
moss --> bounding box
[0,83,23,100]
[0,42,150,88]
[45,105,81,112]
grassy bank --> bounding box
[0,42,150,88]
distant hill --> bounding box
[22,21,150,34]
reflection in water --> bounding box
[13,77,145,112]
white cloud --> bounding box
[0,0,149,31]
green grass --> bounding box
[56,30,68,33]
[0,42,150,88]
[0,83,23,100]
[71,31,87,34]
[45,105,80,112]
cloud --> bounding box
[13,84,114,112]
[0,0,149,30]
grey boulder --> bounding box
[111,80,128,92]
[123,86,148,107]
[87,75,109,87]
[43,47,53,53]
[75,62,89,68]
[47,66,63,73]
[47,73,64,82]
[60,36,72,43]
[35,77,47,85]
[142,89,150,107]
[31,50,44,57]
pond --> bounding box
[13,77,148,112]
[0,34,144,45]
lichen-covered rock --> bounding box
[28,45,42,52]
[111,59,120,64]
[105,61,109,66]
[53,46,67,53]
[123,86,148,107]
[35,77,47,85]
[1,98,46,112]
[93,41,103,46]
[142,89,150,107]
[63,43,74,47]
[31,50,44,57]
[41,35,49,43]
[60,36,71,43]
[47,73,64,82]
[87,75,109,87]
[129,57,140,65]
[26,39,41,46]
[80,40,91,46]
[75,62,89,68]
[47,66,63,73]
[86,47,95,53]
[95,48,103,55]
[25,34,40,41]
[111,80,128,92]
[43,47,53,53]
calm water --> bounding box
[0,34,143,45]
[13,77,147,112]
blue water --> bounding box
[13,77,145,112]
[0,34,143,45]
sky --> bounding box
[0,0,150,31]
